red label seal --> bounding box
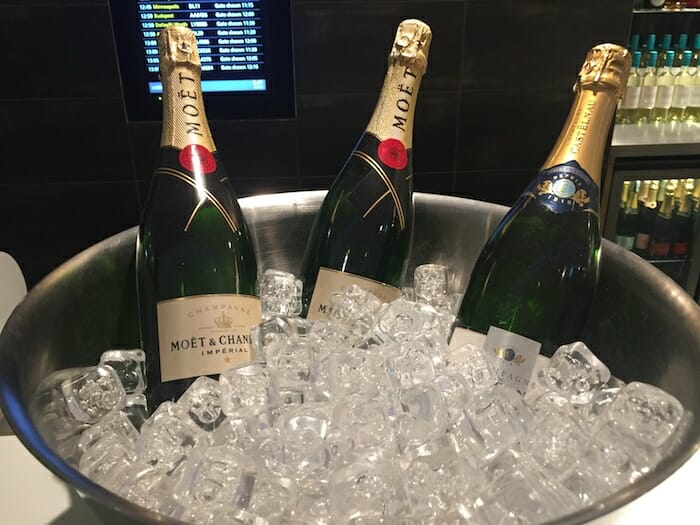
[377,138,408,170]
[179,144,217,174]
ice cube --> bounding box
[173,445,257,510]
[220,363,279,417]
[413,263,449,303]
[520,406,590,481]
[396,384,448,450]
[260,269,303,320]
[328,284,384,339]
[77,411,138,456]
[329,447,409,523]
[265,337,318,395]
[98,349,146,394]
[78,433,136,490]
[61,365,127,423]
[528,341,611,406]
[392,335,445,387]
[450,384,533,462]
[444,343,499,395]
[402,434,483,520]
[113,464,180,516]
[177,376,226,431]
[248,475,297,521]
[208,415,257,452]
[328,348,389,400]
[136,401,204,475]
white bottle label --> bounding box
[306,267,401,321]
[157,294,262,382]
[615,234,635,250]
[449,325,487,349]
[450,326,541,396]
[672,85,691,107]
[690,85,700,108]
[639,86,658,109]
[655,85,674,109]
[620,86,641,109]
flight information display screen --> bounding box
[110,1,295,121]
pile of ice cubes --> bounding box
[30,265,691,525]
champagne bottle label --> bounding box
[157,294,261,382]
[650,241,671,257]
[450,326,541,396]
[672,241,689,256]
[634,232,650,250]
[522,161,599,215]
[307,267,401,321]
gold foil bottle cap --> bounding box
[389,19,432,73]
[576,43,632,97]
[158,25,201,74]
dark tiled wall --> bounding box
[1,0,633,287]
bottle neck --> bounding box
[541,86,618,186]
[659,193,674,218]
[364,62,424,148]
[160,64,216,152]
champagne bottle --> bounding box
[300,19,432,320]
[649,189,675,259]
[450,44,631,393]
[635,179,659,257]
[136,26,261,407]
[638,179,651,205]
[615,189,640,250]
[671,188,693,258]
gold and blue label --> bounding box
[523,161,599,215]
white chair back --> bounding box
[0,252,26,329]
[0,252,27,425]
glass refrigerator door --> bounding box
[602,124,700,297]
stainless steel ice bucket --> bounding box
[1,191,699,525]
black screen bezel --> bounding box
[109,0,295,122]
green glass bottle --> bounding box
[671,186,693,259]
[300,19,432,320]
[617,51,642,124]
[136,26,261,407]
[636,50,659,123]
[635,180,659,258]
[450,44,631,392]
[615,189,640,250]
[649,189,676,259]
[651,50,675,122]
[672,33,689,71]
[669,50,695,121]
[657,34,673,69]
